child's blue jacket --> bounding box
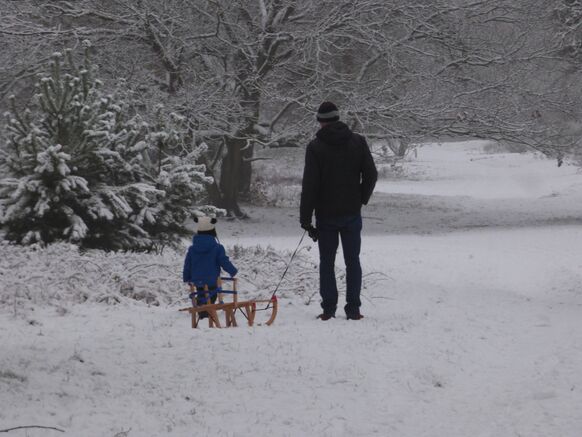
[182,234,238,287]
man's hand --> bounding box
[301,223,318,242]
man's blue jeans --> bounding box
[316,214,362,316]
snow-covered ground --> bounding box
[376,141,582,199]
[1,142,582,436]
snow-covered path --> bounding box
[1,142,582,436]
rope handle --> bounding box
[263,229,307,310]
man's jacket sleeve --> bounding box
[300,143,320,225]
[182,248,192,283]
[360,138,378,205]
[218,245,238,277]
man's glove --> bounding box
[301,223,318,242]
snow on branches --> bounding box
[0,49,214,251]
[0,241,387,309]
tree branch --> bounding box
[0,425,65,433]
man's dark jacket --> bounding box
[300,121,378,225]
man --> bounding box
[300,101,378,321]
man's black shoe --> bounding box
[346,313,364,320]
[317,313,335,321]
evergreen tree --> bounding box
[139,106,215,249]
[0,46,214,250]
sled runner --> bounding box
[179,277,278,328]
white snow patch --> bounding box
[376,141,582,199]
[1,140,582,436]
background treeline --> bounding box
[1,0,581,219]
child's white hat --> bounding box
[194,216,217,232]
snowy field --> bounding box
[1,141,582,436]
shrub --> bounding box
[0,47,215,251]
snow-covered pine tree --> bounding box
[0,46,213,251]
[139,105,216,248]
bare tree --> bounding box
[1,0,580,215]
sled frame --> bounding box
[179,277,278,328]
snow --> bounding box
[375,141,582,199]
[1,142,582,436]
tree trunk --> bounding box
[218,87,260,217]
[200,157,222,206]
[239,141,253,196]
[219,137,247,217]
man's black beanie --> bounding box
[316,101,340,122]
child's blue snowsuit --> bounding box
[182,234,238,288]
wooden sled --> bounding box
[179,277,278,328]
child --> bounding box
[182,216,238,318]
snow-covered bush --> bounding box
[0,49,214,251]
[0,241,385,309]
[0,241,320,308]
[0,241,388,309]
